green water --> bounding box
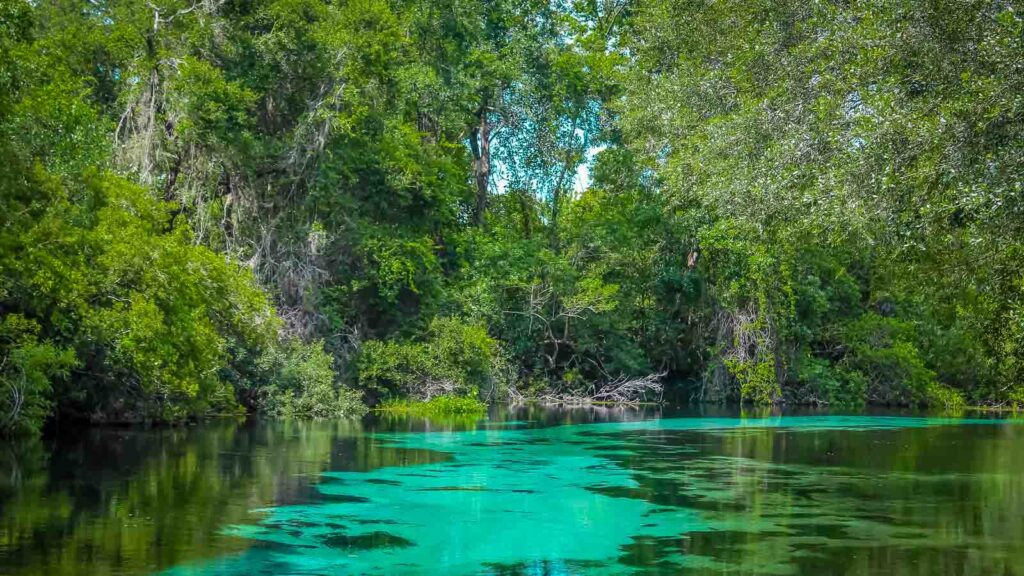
[2,407,1023,575]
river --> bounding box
[1,406,1022,575]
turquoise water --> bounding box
[168,412,1022,575]
[2,408,1023,575]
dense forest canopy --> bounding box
[0,0,1021,434]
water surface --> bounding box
[1,406,1022,575]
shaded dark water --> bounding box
[1,406,1022,575]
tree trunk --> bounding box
[549,114,581,252]
[469,105,490,226]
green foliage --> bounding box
[358,317,508,401]
[0,4,340,431]
[838,315,955,407]
[170,58,257,147]
[375,395,487,416]
[726,356,780,407]
[795,357,866,409]
[0,160,288,422]
[261,340,366,418]
[618,0,1024,408]
[0,315,76,434]
[1009,387,1024,411]
[2,0,1022,430]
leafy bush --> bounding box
[0,315,76,435]
[261,340,366,419]
[794,356,867,408]
[725,355,780,406]
[840,314,962,407]
[923,381,966,410]
[357,317,508,401]
[0,157,287,425]
[1009,387,1024,411]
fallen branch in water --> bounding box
[531,372,666,406]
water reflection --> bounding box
[0,419,359,575]
[0,407,1021,575]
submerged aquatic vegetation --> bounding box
[160,413,1024,576]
